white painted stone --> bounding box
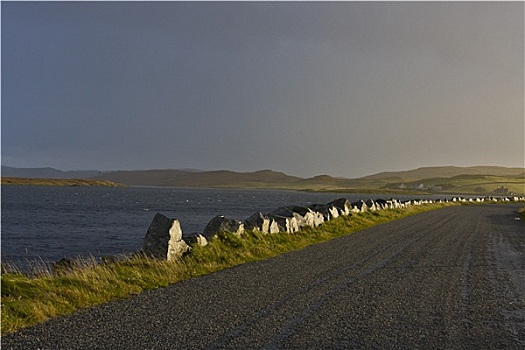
[143,213,190,261]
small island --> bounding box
[1,177,124,187]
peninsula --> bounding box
[1,177,123,187]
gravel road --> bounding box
[3,204,524,349]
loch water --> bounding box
[1,185,439,268]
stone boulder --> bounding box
[308,204,336,220]
[307,210,325,227]
[373,199,387,210]
[267,214,299,233]
[365,199,379,211]
[244,212,271,234]
[350,200,368,213]
[203,215,244,239]
[269,219,280,234]
[143,213,190,261]
[184,233,209,246]
[327,198,352,216]
[269,206,312,228]
[196,234,208,246]
[389,198,403,208]
[285,206,324,227]
[327,206,339,219]
[269,206,297,217]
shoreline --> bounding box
[1,177,124,187]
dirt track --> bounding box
[3,204,524,349]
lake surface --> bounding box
[1,185,441,268]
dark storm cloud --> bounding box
[2,2,523,177]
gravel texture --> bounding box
[3,204,524,349]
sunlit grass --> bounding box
[1,202,455,335]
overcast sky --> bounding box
[2,1,523,178]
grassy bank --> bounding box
[1,203,455,335]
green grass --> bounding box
[383,174,524,196]
[1,202,457,335]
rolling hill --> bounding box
[93,169,303,187]
[2,165,523,194]
[1,166,101,179]
[361,166,524,182]
[91,166,523,194]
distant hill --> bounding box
[3,165,523,194]
[1,166,101,179]
[94,169,303,187]
[92,166,523,195]
[383,174,524,196]
[362,166,524,182]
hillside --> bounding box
[94,169,303,188]
[362,166,524,182]
[1,166,101,179]
[383,174,524,196]
[92,166,523,195]
[3,165,523,194]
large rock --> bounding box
[307,210,325,227]
[285,206,324,228]
[184,234,209,246]
[244,212,271,234]
[350,200,369,213]
[388,198,402,208]
[267,214,299,233]
[269,219,280,234]
[308,204,336,220]
[374,199,389,210]
[143,213,190,261]
[327,198,352,216]
[203,215,244,239]
[269,206,312,228]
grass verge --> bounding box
[1,203,454,335]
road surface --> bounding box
[3,204,524,349]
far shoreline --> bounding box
[1,177,124,187]
[2,177,522,197]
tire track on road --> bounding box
[209,211,455,349]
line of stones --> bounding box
[141,195,525,261]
